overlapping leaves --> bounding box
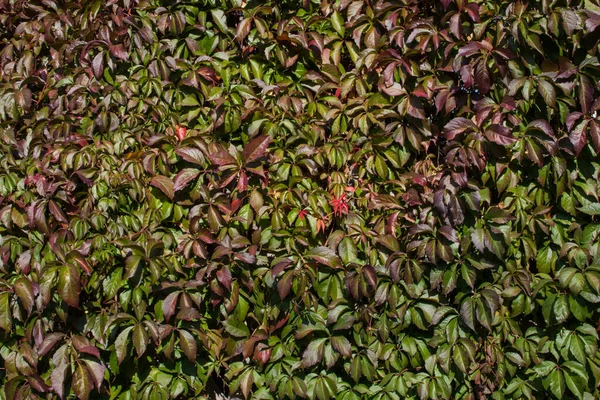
[2,0,600,399]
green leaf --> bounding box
[14,277,35,315]
[132,324,148,359]
[330,336,352,357]
[211,9,229,33]
[58,263,81,307]
[460,298,476,331]
[538,80,556,107]
[0,292,12,332]
[553,295,570,324]
[179,330,197,362]
[453,345,469,373]
[542,293,557,324]
[72,364,93,400]
[125,255,143,279]
[534,360,557,377]
[547,369,565,398]
[331,10,345,36]
[338,237,358,265]
[223,318,250,338]
[537,247,557,274]
[302,338,327,367]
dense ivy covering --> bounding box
[2,0,600,399]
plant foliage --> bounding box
[2,0,600,399]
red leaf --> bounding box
[176,147,206,165]
[569,120,589,155]
[209,150,237,166]
[92,52,103,79]
[82,360,105,390]
[173,168,200,192]
[70,251,91,275]
[235,18,252,43]
[529,120,556,139]
[242,135,271,164]
[150,176,174,199]
[485,124,517,145]
[237,170,249,192]
[475,61,491,94]
[37,333,65,356]
[162,292,179,322]
[51,363,68,399]
[579,75,593,113]
[457,42,484,58]
[590,120,600,153]
[175,125,187,141]
[216,267,232,290]
[277,271,294,300]
[108,44,128,61]
[443,118,478,139]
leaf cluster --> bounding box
[2,0,600,399]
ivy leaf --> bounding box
[330,336,352,357]
[302,338,327,367]
[58,263,80,308]
[162,292,179,322]
[331,10,345,36]
[547,369,565,398]
[485,124,517,145]
[72,364,93,400]
[338,237,358,265]
[173,169,200,192]
[242,134,271,164]
[82,360,105,391]
[306,246,342,268]
[0,292,12,332]
[132,324,148,359]
[115,326,133,364]
[538,80,556,107]
[179,330,197,362]
[51,363,68,399]
[150,176,174,199]
[460,298,476,331]
[223,318,250,338]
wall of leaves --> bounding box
[1,0,600,399]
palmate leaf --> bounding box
[1,0,600,399]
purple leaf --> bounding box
[569,120,589,155]
[208,150,237,166]
[443,118,478,140]
[475,61,491,94]
[485,124,517,145]
[51,363,68,399]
